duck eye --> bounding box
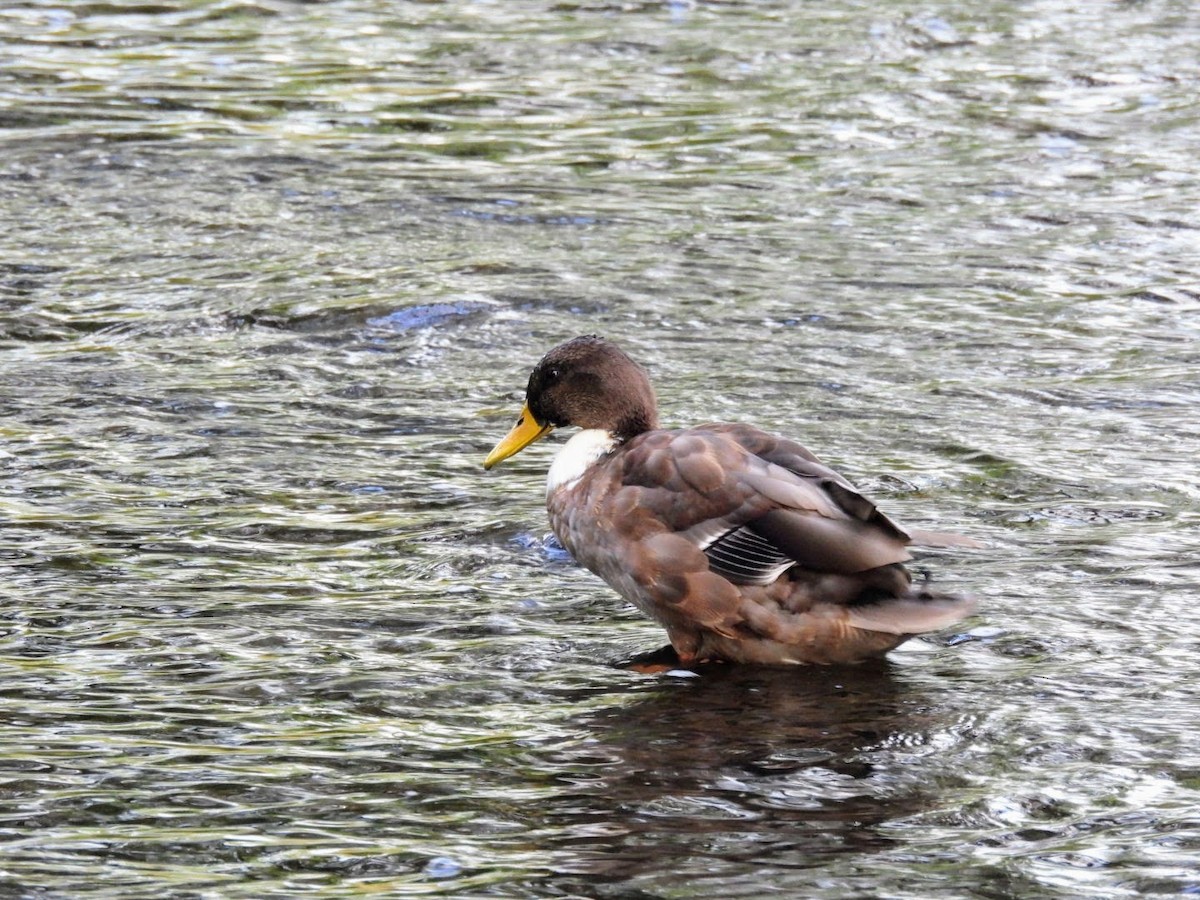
[546,367,561,382]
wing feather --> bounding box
[702,525,794,585]
[706,427,913,576]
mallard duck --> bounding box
[484,335,977,665]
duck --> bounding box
[484,335,978,666]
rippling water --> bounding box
[2,1,1199,896]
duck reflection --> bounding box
[537,657,964,882]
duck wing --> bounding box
[676,424,976,642]
[696,421,981,551]
[682,423,914,582]
[571,425,914,636]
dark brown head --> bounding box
[526,335,659,436]
[484,335,660,469]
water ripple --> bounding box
[2,0,1199,896]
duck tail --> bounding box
[844,584,978,636]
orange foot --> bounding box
[616,646,729,673]
[617,645,681,673]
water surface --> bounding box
[2,1,1199,896]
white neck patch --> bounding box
[547,429,617,495]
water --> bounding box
[2,0,1199,896]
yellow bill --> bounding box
[484,403,553,469]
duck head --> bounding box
[484,335,659,469]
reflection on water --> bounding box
[542,664,951,885]
[2,0,1200,896]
